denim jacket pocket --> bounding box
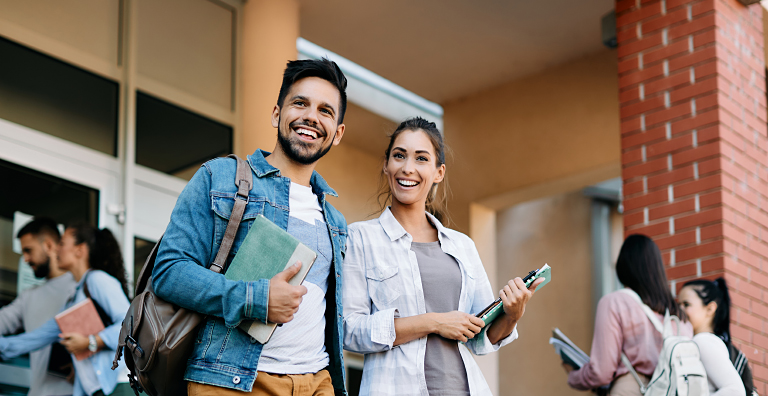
[365,263,401,307]
[210,194,268,258]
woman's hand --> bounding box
[485,276,544,345]
[59,333,89,355]
[433,311,485,343]
[500,277,543,322]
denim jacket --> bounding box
[153,150,347,394]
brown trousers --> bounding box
[608,373,650,396]
[188,370,333,396]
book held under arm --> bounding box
[54,298,105,360]
[225,214,317,344]
[549,327,589,369]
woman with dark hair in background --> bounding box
[343,117,543,396]
[679,278,748,395]
[564,234,693,396]
[0,222,131,396]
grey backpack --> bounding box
[619,289,709,396]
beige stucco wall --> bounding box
[316,144,382,224]
[239,0,299,156]
[443,49,621,234]
[495,190,595,396]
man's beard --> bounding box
[277,119,335,165]
[31,259,50,278]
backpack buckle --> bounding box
[236,179,251,200]
[125,334,145,358]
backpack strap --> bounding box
[617,288,664,395]
[133,155,253,294]
[210,154,253,273]
[618,288,664,334]
[620,353,648,394]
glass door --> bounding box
[0,120,121,392]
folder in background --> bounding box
[54,299,105,360]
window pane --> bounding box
[136,91,233,180]
[0,37,119,156]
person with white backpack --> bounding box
[679,278,748,395]
[564,234,694,396]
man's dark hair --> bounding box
[276,58,348,123]
[16,217,61,242]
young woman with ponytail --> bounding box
[0,223,132,396]
[565,235,693,396]
[342,117,543,396]
[679,278,749,395]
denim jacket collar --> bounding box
[248,149,338,198]
[379,207,451,244]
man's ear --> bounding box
[332,124,345,146]
[42,237,56,256]
[271,105,281,128]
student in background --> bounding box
[564,234,693,396]
[679,278,747,396]
[343,117,543,396]
[0,218,75,396]
[0,223,132,396]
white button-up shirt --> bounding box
[343,208,517,396]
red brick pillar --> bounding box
[617,0,768,390]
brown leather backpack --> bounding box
[112,155,253,395]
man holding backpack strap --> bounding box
[152,58,348,395]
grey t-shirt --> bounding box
[0,272,76,396]
[411,241,470,396]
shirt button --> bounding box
[250,337,257,343]
[96,370,101,375]
[233,376,241,384]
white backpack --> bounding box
[619,289,709,396]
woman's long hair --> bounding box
[375,117,452,225]
[616,234,684,318]
[683,277,731,341]
[68,222,129,297]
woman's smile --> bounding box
[396,178,420,188]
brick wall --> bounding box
[616,0,768,391]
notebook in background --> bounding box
[226,214,317,343]
[549,327,589,369]
[54,299,105,360]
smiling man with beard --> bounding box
[153,58,349,395]
[0,217,76,396]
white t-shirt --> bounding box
[257,182,331,374]
[694,332,746,396]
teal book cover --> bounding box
[226,214,317,343]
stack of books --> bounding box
[549,327,589,369]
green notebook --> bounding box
[225,214,317,344]
[477,263,551,329]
